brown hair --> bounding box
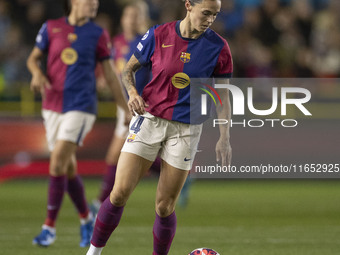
[183,0,220,6]
[63,0,71,15]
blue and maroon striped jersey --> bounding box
[134,21,233,124]
[35,17,112,114]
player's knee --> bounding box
[110,187,130,207]
[50,152,70,176]
[105,155,118,166]
[155,199,175,217]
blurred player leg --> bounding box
[33,140,77,246]
[91,106,128,214]
[34,110,95,247]
[97,134,125,203]
[178,174,193,208]
[66,154,94,247]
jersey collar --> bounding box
[175,20,207,41]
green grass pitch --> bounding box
[1,179,340,255]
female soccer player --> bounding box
[26,0,129,248]
[86,0,232,254]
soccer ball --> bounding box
[189,248,220,255]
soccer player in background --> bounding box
[92,1,153,211]
[86,0,232,254]
[26,0,129,248]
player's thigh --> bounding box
[50,140,78,176]
[107,106,129,164]
[105,134,126,165]
[42,109,62,151]
[110,152,153,206]
[66,153,77,178]
[160,122,202,171]
[155,160,189,216]
[114,106,129,138]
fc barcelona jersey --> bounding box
[35,17,112,114]
[134,20,233,124]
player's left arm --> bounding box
[101,59,131,122]
[215,78,232,166]
[213,38,233,166]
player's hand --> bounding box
[215,137,232,166]
[30,72,51,100]
[127,90,149,116]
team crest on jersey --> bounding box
[172,72,190,89]
[61,47,78,65]
[67,33,78,43]
[180,52,191,63]
[127,134,136,143]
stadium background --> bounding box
[0,0,340,254]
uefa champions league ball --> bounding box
[189,248,220,255]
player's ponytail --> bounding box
[63,0,71,16]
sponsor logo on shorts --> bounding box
[184,157,191,162]
[127,134,136,143]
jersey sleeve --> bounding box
[96,29,112,61]
[213,40,233,78]
[35,22,49,52]
[133,26,157,66]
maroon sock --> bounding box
[45,175,67,227]
[98,165,117,203]
[152,211,177,255]
[91,197,124,247]
[67,175,89,217]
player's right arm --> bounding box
[122,54,148,116]
[122,27,156,116]
[26,47,51,99]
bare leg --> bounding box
[45,140,78,227]
[97,135,126,203]
[153,160,189,255]
[89,152,153,251]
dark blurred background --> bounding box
[1,0,340,113]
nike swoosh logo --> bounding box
[52,28,62,33]
[162,44,174,48]
[47,205,57,210]
[184,157,191,161]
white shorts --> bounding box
[114,106,129,138]
[121,112,202,170]
[42,110,96,151]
